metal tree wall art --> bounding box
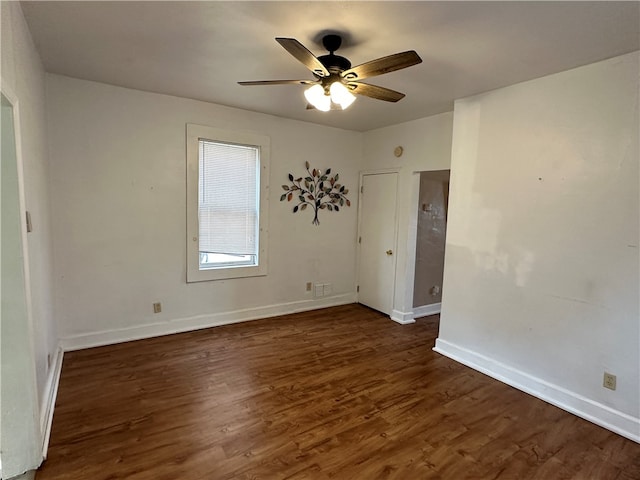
[280,162,350,225]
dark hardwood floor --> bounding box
[37,304,640,479]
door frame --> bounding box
[356,169,400,315]
[1,79,43,474]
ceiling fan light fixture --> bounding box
[330,81,356,110]
[304,84,331,111]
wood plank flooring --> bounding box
[37,304,640,479]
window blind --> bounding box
[198,140,259,256]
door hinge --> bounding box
[358,236,361,244]
[356,285,360,293]
[25,211,33,232]
[360,186,364,194]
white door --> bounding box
[357,172,398,315]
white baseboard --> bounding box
[390,309,416,324]
[61,294,357,352]
[390,303,441,324]
[412,302,441,319]
[40,344,63,459]
[434,338,640,443]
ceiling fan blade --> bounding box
[275,38,330,77]
[342,51,422,81]
[238,80,316,86]
[349,82,406,102]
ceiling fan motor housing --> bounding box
[317,54,352,75]
[317,35,351,75]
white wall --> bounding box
[437,52,639,441]
[1,1,57,474]
[1,0,57,402]
[46,75,363,347]
[362,113,453,322]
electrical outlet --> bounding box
[603,372,616,390]
[306,282,312,292]
[153,302,162,314]
[314,283,324,298]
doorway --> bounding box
[357,171,399,315]
[412,170,450,312]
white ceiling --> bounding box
[20,1,640,132]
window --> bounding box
[198,140,258,269]
[186,124,269,282]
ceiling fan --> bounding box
[238,34,422,111]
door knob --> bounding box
[386,250,393,256]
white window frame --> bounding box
[186,124,269,282]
